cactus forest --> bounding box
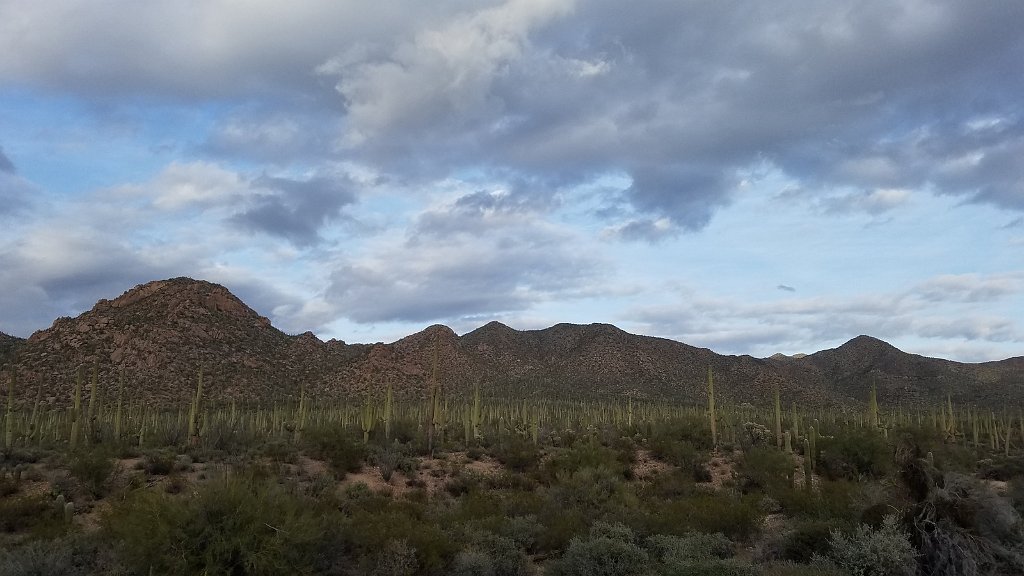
[2,360,1023,576]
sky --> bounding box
[0,0,1022,362]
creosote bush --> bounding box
[104,471,334,575]
[824,515,915,576]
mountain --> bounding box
[1,278,1021,410]
[0,330,23,365]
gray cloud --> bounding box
[325,190,605,324]
[0,146,14,173]
[777,285,796,292]
[911,274,1022,304]
[626,272,1024,359]
[5,1,1024,231]
[230,174,358,247]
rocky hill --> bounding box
[0,278,1020,410]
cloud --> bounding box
[324,189,605,324]
[776,284,796,292]
[819,188,911,215]
[626,271,1024,359]
[912,273,1022,304]
[0,146,14,173]
[201,111,338,165]
[4,1,1024,230]
[230,174,358,247]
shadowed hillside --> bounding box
[0,277,1020,410]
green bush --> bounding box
[548,521,650,576]
[453,532,531,576]
[549,465,636,516]
[68,448,118,498]
[103,473,333,575]
[643,492,763,541]
[142,450,175,475]
[825,515,915,576]
[738,447,794,494]
[646,532,734,562]
[756,560,849,576]
[490,438,542,473]
[0,538,85,576]
[0,494,64,535]
[346,506,457,573]
[370,538,417,576]
[778,521,834,564]
[304,426,366,477]
[818,429,892,481]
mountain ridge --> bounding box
[1,277,1021,409]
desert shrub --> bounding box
[536,507,589,553]
[825,515,915,576]
[548,521,650,576]
[738,446,794,494]
[346,507,457,573]
[490,438,541,473]
[908,469,1024,575]
[645,532,752,576]
[370,443,408,482]
[776,521,834,564]
[818,429,892,481]
[648,438,706,473]
[646,532,734,561]
[542,443,632,483]
[0,494,64,535]
[103,473,332,575]
[756,560,848,576]
[660,560,755,576]
[549,465,636,516]
[977,454,1024,481]
[483,470,538,492]
[68,448,118,498]
[304,426,366,476]
[774,480,860,523]
[1009,477,1024,518]
[641,468,697,500]
[650,416,715,451]
[446,472,483,496]
[0,538,85,576]
[451,550,495,576]
[454,532,531,576]
[142,450,175,475]
[370,538,418,576]
[643,492,763,541]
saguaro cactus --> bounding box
[69,366,83,450]
[383,381,394,440]
[187,367,204,445]
[707,367,717,450]
[774,387,783,450]
[4,367,14,449]
[868,383,879,429]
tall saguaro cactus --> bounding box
[4,367,14,449]
[187,367,204,446]
[69,366,83,450]
[707,366,717,450]
[868,383,879,429]
[774,386,783,450]
[383,381,394,441]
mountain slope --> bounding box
[1,278,1020,409]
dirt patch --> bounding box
[632,449,672,480]
[701,450,740,489]
[337,452,506,499]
